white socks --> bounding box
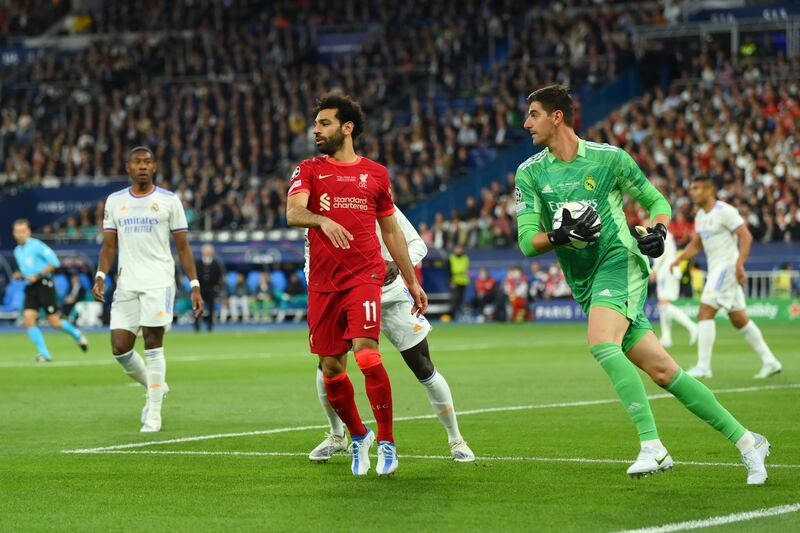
[697,319,716,370]
[659,303,697,343]
[735,430,755,453]
[421,369,462,443]
[740,321,779,365]
[114,350,147,387]
[667,303,697,332]
[640,438,667,452]
[144,347,166,405]
[315,367,345,436]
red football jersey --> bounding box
[288,155,395,292]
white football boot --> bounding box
[686,365,712,379]
[741,432,770,485]
[376,441,398,476]
[348,428,375,476]
[309,432,347,462]
[627,446,673,478]
[753,361,782,379]
[449,438,475,462]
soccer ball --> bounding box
[552,201,601,250]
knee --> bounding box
[354,348,382,371]
[646,360,678,387]
[111,338,133,356]
[47,316,61,328]
[320,357,345,379]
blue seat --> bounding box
[54,274,70,300]
[0,280,26,312]
[226,271,239,293]
[295,269,307,289]
[246,271,262,293]
[78,273,93,291]
[270,270,287,296]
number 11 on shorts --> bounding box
[363,300,377,323]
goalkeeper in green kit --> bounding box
[514,85,770,484]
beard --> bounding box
[317,129,345,155]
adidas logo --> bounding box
[599,288,612,297]
[319,193,330,211]
[542,184,553,193]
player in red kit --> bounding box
[286,93,428,477]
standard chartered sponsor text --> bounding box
[333,196,369,211]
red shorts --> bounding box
[307,283,382,356]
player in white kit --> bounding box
[92,147,204,432]
[306,206,475,462]
[673,176,782,379]
[650,230,697,348]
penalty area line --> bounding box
[62,449,800,470]
[612,502,800,533]
[61,383,800,454]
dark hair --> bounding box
[314,92,366,138]
[127,146,154,161]
[13,218,30,228]
[527,85,574,126]
[692,175,713,184]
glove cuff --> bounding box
[547,230,569,246]
[654,223,667,240]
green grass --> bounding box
[1,322,798,532]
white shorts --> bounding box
[380,278,431,352]
[110,285,176,333]
[701,267,746,312]
[656,273,680,302]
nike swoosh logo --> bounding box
[364,325,377,329]
[319,174,333,179]
[655,453,669,466]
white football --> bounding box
[552,201,602,250]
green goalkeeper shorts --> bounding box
[578,249,652,354]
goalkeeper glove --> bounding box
[634,223,668,258]
[548,206,602,246]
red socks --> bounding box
[355,349,394,443]
[323,372,367,438]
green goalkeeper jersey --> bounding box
[515,138,672,303]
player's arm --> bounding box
[383,207,427,285]
[617,151,672,257]
[733,224,752,285]
[286,192,353,249]
[173,231,204,317]
[92,231,118,303]
[378,213,428,315]
[515,167,554,256]
[29,244,60,284]
[671,233,703,268]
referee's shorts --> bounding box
[24,278,58,315]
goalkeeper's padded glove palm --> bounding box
[548,206,602,246]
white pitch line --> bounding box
[0,352,276,369]
[61,383,800,454]
[66,449,800,470]
[613,502,800,533]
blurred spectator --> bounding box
[276,271,307,323]
[471,267,497,322]
[61,273,85,318]
[546,264,571,299]
[528,261,549,301]
[228,272,252,323]
[253,272,275,323]
[503,266,528,322]
[195,244,225,332]
[448,244,470,320]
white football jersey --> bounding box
[651,231,681,282]
[303,204,427,281]
[103,186,188,290]
[694,200,745,271]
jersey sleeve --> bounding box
[376,169,395,217]
[103,196,117,232]
[615,150,672,219]
[394,206,427,266]
[515,165,545,257]
[720,205,745,232]
[38,241,60,268]
[169,195,189,233]
[288,161,313,197]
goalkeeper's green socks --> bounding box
[663,368,747,443]
[590,343,659,442]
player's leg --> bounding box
[690,303,718,378]
[23,306,52,362]
[137,286,175,432]
[665,302,697,342]
[657,299,673,347]
[308,362,347,461]
[109,289,147,387]
[627,331,770,484]
[729,307,782,378]
[45,312,88,352]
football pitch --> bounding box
[1,322,798,532]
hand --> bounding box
[383,261,399,286]
[548,206,601,246]
[26,275,39,284]
[634,224,667,258]
[92,278,106,303]
[736,263,746,285]
[12,272,22,280]
[320,218,353,249]
[649,272,656,282]
[191,287,205,318]
[406,282,428,316]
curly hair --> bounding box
[314,92,366,138]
